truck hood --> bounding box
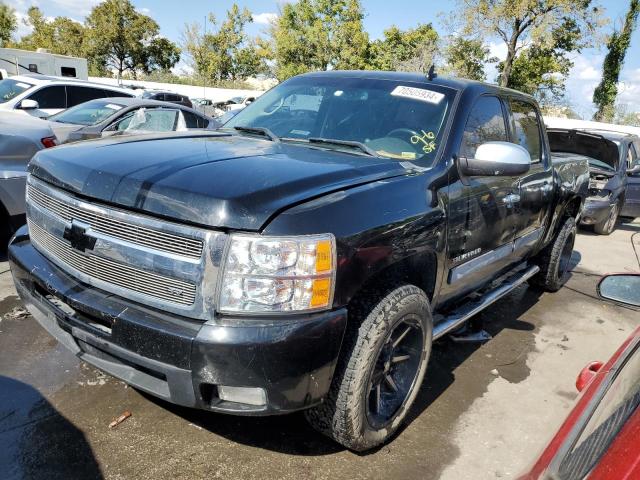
[29,132,412,230]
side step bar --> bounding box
[433,264,540,341]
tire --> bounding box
[531,217,577,292]
[593,201,619,235]
[305,284,432,452]
[0,210,14,254]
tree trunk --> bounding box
[500,34,518,87]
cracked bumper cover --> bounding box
[8,226,347,415]
[579,197,613,225]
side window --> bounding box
[118,108,179,132]
[182,111,208,128]
[629,143,639,174]
[28,86,67,109]
[509,100,542,163]
[153,93,166,101]
[461,96,508,158]
[103,89,132,98]
[67,86,106,107]
[61,67,76,77]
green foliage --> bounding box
[269,0,369,80]
[593,0,640,121]
[455,0,605,87]
[84,0,180,79]
[442,37,495,81]
[182,4,265,82]
[368,24,438,73]
[0,2,16,47]
[15,7,85,56]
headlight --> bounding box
[218,233,336,314]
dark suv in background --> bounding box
[140,90,193,108]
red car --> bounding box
[521,273,640,480]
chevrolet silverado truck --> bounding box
[8,71,589,451]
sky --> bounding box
[7,0,640,118]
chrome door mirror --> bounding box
[627,164,640,175]
[597,274,640,307]
[460,141,531,177]
[19,99,39,110]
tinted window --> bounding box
[0,78,34,104]
[558,343,640,480]
[183,111,208,128]
[61,67,76,77]
[509,100,542,162]
[460,96,508,158]
[67,86,107,107]
[28,86,67,109]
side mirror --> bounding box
[575,361,604,392]
[19,99,39,110]
[627,164,640,175]
[459,141,531,177]
[597,274,640,307]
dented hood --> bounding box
[29,132,409,230]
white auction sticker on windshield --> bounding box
[391,86,444,104]
[15,82,31,89]
[104,103,123,110]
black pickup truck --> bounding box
[8,71,589,451]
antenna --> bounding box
[427,65,436,81]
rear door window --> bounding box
[460,96,508,158]
[509,100,542,163]
[28,86,67,109]
[67,86,107,107]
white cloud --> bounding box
[48,0,101,16]
[253,12,278,25]
[137,7,151,15]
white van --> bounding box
[0,48,88,80]
[0,74,135,118]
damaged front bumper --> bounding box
[8,226,347,415]
[579,196,614,225]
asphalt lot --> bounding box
[1,219,638,480]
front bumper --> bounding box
[579,197,614,225]
[8,227,347,415]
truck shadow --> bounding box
[0,376,103,479]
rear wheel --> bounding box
[531,217,576,292]
[593,202,619,235]
[305,284,432,452]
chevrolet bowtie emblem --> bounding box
[63,221,97,252]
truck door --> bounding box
[442,95,520,301]
[507,99,554,255]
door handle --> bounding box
[503,193,521,205]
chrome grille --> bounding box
[27,183,204,259]
[29,221,197,306]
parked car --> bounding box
[0,112,57,247]
[44,97,218,143]
[548,128,640,231]
[225,95,256,111]
[215,106,243,125]
[8,71,588,452]
[138,90,193,108]
[521,273,640,480]
[0,74,134,118]
[192,98,227,118]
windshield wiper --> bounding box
[307,137,380,157]
[233,126,279,142]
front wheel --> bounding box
[305,284,432,452]
[531,217,577,292]
[593,202,620,235]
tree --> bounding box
[442,37,496,80]
[182,4,265,82]
[269,0,369,80]
[84,0,180,79]
[593,0,640,121]
[367,24,439,73]
[16,7,85,56]
[0,2,16,47]
[455,0,604,87]
[498,18,582,103]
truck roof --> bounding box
[300,70,536,101]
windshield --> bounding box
[0,78,34,104]
[225,75,455,163]
[48,99,125,126]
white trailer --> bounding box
[0,48,88,80]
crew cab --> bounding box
[8,72,589,451]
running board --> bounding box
[433,264,540,341]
